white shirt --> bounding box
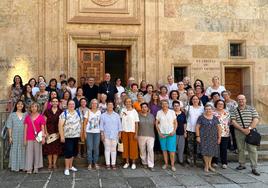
[85,110,101,133]
[205,85,226,99]
[120,108,139,132]
[59,110,81,138]
[68,87,77,99]
[31,87,40,97]
[143,93,152,103]
[166,83,178,94]
[156,109,176,134]
[185,105,204,132]
[116,86,125,97]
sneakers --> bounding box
[171,166,176,172]
[70,166,78,172]
[88,164,92,170]
[123,163,130,169]
[131,164,136,170]
[222,164,227,169]
[64,169,70,176]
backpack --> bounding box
[63,109,81,123]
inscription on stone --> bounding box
[0,58,15,70]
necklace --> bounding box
[105,82,110,93]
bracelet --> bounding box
[196,136,200,138]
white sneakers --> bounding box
[123,163,136,170]
[64,169,70,176]
[131,164,136,170]
[123,163,130,169]
[64,166,78,175]
[70,166,78,172]
[222,164,228,169]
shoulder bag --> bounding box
[30,116,43,143]
[237,108,261,146]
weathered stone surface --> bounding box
[258,46,268,58]
[192,45,219,58]
[126,177,155,188]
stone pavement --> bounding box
[1,162,268,188]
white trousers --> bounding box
[138,136,155,168]
[104,138,117,165]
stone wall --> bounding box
[0,0,268,123]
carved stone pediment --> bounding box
[91,0,119,6]
[67,0,141,24]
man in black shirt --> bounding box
[83,76,99,102]
[98,73,118,102]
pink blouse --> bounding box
[24,114,45,141]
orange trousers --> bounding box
[121,132,138,160]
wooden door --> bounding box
[225,68,243,99]
[78,49,105,84]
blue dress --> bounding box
[197,115,220,157]
[6,112,26,171]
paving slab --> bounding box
[126,177,156,188]
[248,173,268,183]
[239,182,268,188]
[20,180,47,188]
[200,174,233,184]
[151,175,182,187]
[222,173,258,184]
[101,177,128,188]
[75,169,99,179]
[74,179,100,188]
[175,174,210,187]
[213,184,241,188]
[121,168,147,177]
[46,180,73,188]
[98,169,122,178]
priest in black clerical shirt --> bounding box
[98,73,118,102]
[83,76,99,102]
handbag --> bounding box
[117,142,124,152]
[237,108,261,146]
[1,122,8,140]
[46,133,59,144]
[30,117,43,143]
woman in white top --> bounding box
[84,99,101,170]
[185,95,204,166]
[156,99,177,172]
[115,78,125,97]
[205,76,226,99]
[120,98,139,170]
[67,77,77,99]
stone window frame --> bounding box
[228,40,247,59]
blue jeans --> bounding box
[86,133,100,164]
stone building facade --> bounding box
[0,0,268,123]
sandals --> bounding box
[95,164,100,170]
[48,164,52,171]
[111,165,117,170]
[106,165,111,170]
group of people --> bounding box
[5,73,260,176]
